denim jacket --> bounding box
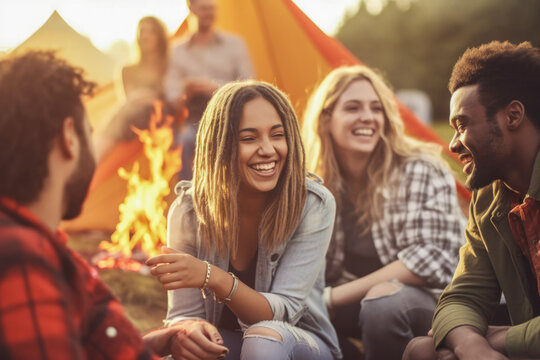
[164,178,342,359]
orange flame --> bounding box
[99,101,181,263]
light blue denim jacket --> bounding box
[164,178,342,359]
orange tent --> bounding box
[63,0,469,232]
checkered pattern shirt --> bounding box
[326,156,466,290]
[508,194,540,294]
[0,197,159,360]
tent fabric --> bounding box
[63,0,469,232]
[13,11,115,86]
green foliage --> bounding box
[337,0,540,120]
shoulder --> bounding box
[401,155,450,177]
[122,64,137,76]
[169,36,191,54]
[470,181,502,216]
[306,176,336,211]
[0,217,59,274]
[398,155,455,188]
[172,180,196,214]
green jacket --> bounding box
[432,149,540,359]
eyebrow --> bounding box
[343,99,381,105]
[239,124,284,133]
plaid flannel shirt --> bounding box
[326,156,466,291]
[0,197,159,360]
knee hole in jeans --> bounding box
[364,281,403,300]
[244,326,283,342]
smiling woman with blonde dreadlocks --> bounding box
[146,80,342,360]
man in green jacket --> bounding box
[403,41,540,359]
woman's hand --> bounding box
[169,319,229,360]
[146,247,208,290]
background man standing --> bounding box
[165,0,254,179]
[404,41,540,359]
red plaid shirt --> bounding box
[0,197,160,360]
[508,194,540,294]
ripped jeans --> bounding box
[332,282,436,360]
[220,320,335,360]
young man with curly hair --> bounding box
[403,41,540,360]
[0,51,228,359]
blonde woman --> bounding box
[96,16,170,161]
[302,65,465,360]
[147,80,342,360]
[122,16,169,98]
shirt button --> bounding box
[270,253,279,262]
[106,326,117,338]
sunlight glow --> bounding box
[0,0,358,54]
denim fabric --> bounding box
[164,178,342,359]
[220,321,334,360]
[358,283,436,360]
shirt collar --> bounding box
[187,31,223,47]
[526,148,540,201]
[0,197,67,244]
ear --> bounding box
[59,117,78,159]
[505,100,525,131]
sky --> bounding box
[0,0,360,53]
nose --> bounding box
[358,108,375,122]
[449,131,462,153]
[258,137,276,156]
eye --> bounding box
[272,131,285,138]
[344,105,359,112]
[371,103,384,113]
[455,121,466,133]
[239,136,255,142]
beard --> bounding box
[466,161,498,190]
[465,119,504,190]
[62,140,96,220]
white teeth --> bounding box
[352,128,374,136]
[252,162,276,171]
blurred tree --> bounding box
[336,0,540,121]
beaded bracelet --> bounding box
[216,272,239,304]
[200,260,211,299]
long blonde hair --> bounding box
[194,80,307,256]
[302,65,441,230]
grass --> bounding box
[68,232,167,334]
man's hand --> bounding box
[485,325,509,354]
[143,319,228,359]
[169,319,228,360]
[445,326,509,360]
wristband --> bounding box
[216,272,239,303]
[323,286,333,309]
[200,260,211,299]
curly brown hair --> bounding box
[449,41,540,127]
[0,51,96,204]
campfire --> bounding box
[96,102,181,272]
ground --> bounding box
[68,231,167,333]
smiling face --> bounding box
[449,84,506,190]
[237,97,288,195]
[329,79,385,158]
